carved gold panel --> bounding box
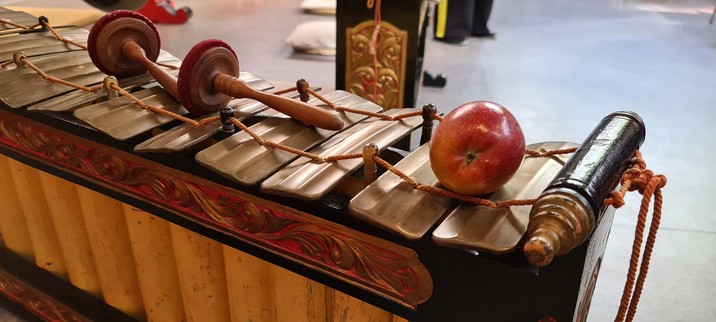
[345,20,408,109]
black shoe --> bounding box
[471,32,496,39]
[434,36,469,46]
[423,71,447,88]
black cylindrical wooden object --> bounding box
[525,111,646,266]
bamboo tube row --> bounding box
[0,155,403,322]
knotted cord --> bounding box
[0,18,39,30]
[38,18,87,50]
[0,17,179,69]
[20,55,102,92]
[604,152,667,322]
[9,54,579,208]
[366,0,383,104]
[2,53,580,208]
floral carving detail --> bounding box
[346,21,407,109]
[0,271,87,322]
[0,115,432,308]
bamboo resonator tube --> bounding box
[88,10,343,131]
[524,111,646,266]
[0,153,403,321]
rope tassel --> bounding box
[604,152,667,322]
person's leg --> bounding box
[471,0,495,37]
[434,0,475,44]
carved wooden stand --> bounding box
[336,0,432,109]
[0,104,616,321]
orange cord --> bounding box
[39,20,88,50]
[21,57,102,92]
[366,0,383,104]
[6,55,574,209]
[273,87,298,95]
[0,19,175,68]
[525,147,578,158]
[109,83,200,126]
[0,19,36,29]
[0,18,87,50]
[306,87,427,121]
[604,152,667,322]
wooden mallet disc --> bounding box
[88,10,161,78]
[178,39,343,129]
[177,39,238,116]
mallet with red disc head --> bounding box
[88,10,178,97]
[88,11,343,131]
[177,39,343,131]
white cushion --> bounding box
[285,20,336,55]
[300,0,336,11]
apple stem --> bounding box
[465,151,477,164]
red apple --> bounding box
[429,101,526,196]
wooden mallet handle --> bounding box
[178,39,344,130]
[214,74,343,131]
[121,41,178,98]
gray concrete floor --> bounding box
[3,0,716,321]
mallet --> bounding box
[88,10,343,131]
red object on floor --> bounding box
[137,0,192,24]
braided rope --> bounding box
[109,83,199,126]
[198,115,220,126]
[0,18,38,29]
[13,56,354,132]
[373,155,543,208]
[305,88,339,109]
[365,0,382,103]
[21,56,102,92]
[264,141,326,163]
[0,18,87,50]
[0,18,179,70]
[326,153,362,162]
[226,115,364,164]
[10,55,644,213]
[306,87,435,121]
[603,152,667,322]
[273,87,298,95]
[39,20,87,50]
[228,116,327,163]
[228,116,264,143]
[13,55,199,125]
[625,187,662,322]
[525,147,579,157]
[9,56,582,208]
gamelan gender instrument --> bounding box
[0,8,665,322]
